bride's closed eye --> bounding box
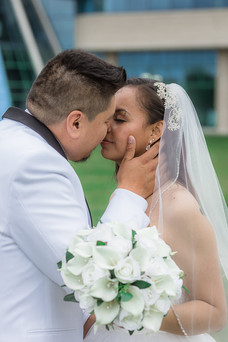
[113,109,128,123]
[114,117,126,123]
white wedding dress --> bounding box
[85,82,223,342]
[85,327,215,342]
[85,83,222,342]
[85,291,216,342]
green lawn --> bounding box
[71,135,228,225]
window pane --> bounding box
[118,51,216,127]
[77,0,228,13]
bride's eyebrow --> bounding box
[115,108,129,116]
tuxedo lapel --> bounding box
[2,107,66,159]
[3,107,93,225]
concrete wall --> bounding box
[76,9,228,51]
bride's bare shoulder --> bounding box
[164,184,203,226]
[163,184,214,241]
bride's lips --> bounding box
[100,139,113,147]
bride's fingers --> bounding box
[122,136,136,162]
[83,314,96,339]
[140,139,160,162]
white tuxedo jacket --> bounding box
[0,114,149,342]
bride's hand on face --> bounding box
[117,136,159,199]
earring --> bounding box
[145,138,154,151]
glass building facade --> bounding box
[78,0,228,13]
[76,0,223,128]
[0,0,75,117]
[0,0,35,111]
[118,51,216,126]
[92,50,216,127]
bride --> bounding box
[84,79,228,341]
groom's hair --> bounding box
[26,49,126,125]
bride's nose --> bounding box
[107,121,112,132]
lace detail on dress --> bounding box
[154,82,182,131]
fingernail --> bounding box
[128,136,133,144]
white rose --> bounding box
[141,280,160,307]
[74,290,95,312]
[89,277,119,302]
[107,236,132,258]
[114,308,143,331]
[146,256,170,280]
[81,260,109,286]
[134,227,158,252]
[114,257,140,284]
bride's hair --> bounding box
[125,78,165,124]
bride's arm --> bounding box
[160,190,227,336]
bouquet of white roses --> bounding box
[59,222,185,334]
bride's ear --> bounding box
[150,120,165,142]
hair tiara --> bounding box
[154,82,182,131]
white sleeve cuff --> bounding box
[100,189,150,229]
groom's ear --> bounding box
[66,110,86,139]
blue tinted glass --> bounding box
[173,0,193,9]
[77,0,228,12]
[0,49,11,118]
[41,0,75,49]
[118,51,216,127]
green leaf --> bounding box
[179,271,186,279]
[110,270,115,278]
[64,293,78,303]
[97,299,104,306]
[182,284,190,294]
[132,230,137,240]
[138,326,144,331]
[129,330,134,335]
[57,260,62,269]
[121,292,133,302]
[105,324,110,331]
[132,230,137,247]
[96,241,106,246]
[66,250,74,262]
[132,280,151,289]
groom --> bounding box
[0,49,158,342]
